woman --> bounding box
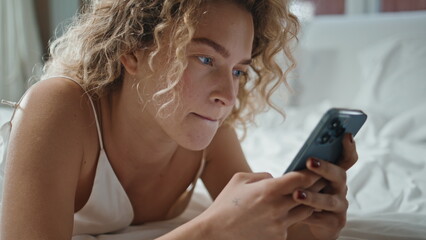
[0,0,357,239]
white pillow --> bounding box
[290,48,339,106]
[354,35,426,120]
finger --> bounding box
[306,158,347,192]
[321,184,348,196]
[286,205,314,226]
[272,170,321,195]
[277,195,301,211]
[301,211,347,230]
[292,189,349,212]
[339,133,358,170]
[307,178,328,193]
[232,172,273,184]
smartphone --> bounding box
[284,108,367,174]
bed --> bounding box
[1,10,426,240]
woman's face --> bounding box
[144,1,254,150]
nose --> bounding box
[210,72,237,106]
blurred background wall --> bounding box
[0,0,79,102]
[35,0,80,57]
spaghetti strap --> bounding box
[1,90,32,126]
[48,76,105,150]
[85,93,105,150]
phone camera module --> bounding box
[333,126,345,137]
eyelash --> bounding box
[232,69,247,78]
[198,56,213,66]
[197,56,247,78]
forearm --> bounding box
[157,220,324,240]
[155,214,217,240]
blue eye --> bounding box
[198,56,213,66]
[232,69,246,78]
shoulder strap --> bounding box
[1,93,31,125]
[85,92,105,150]
[49,76,105,150]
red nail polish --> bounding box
[297,190,307,200]
[310,158,321,168]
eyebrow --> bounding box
[192,37,252,65]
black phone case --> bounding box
[284,108,367,173]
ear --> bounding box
[120,52,139,75]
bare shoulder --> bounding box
[14,77,94,136]
[9,77,96,168]
[1,77,97,238]
[17,77,92,124]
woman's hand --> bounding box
[289,133,358,240]
[189,133,357,240]
[197,170,322,240]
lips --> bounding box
[192,113,218,122]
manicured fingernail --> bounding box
[297,190,307,200]
[310,158,321,168]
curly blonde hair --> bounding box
[43,0,299,130]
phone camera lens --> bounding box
[319,133,331,144]
[330,118,341,129]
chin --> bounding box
[180,129,217,151]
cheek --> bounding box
[181,66,208,101]
[181,71,195,101]
[234,80,240,96]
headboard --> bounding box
[289,10,426,108]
